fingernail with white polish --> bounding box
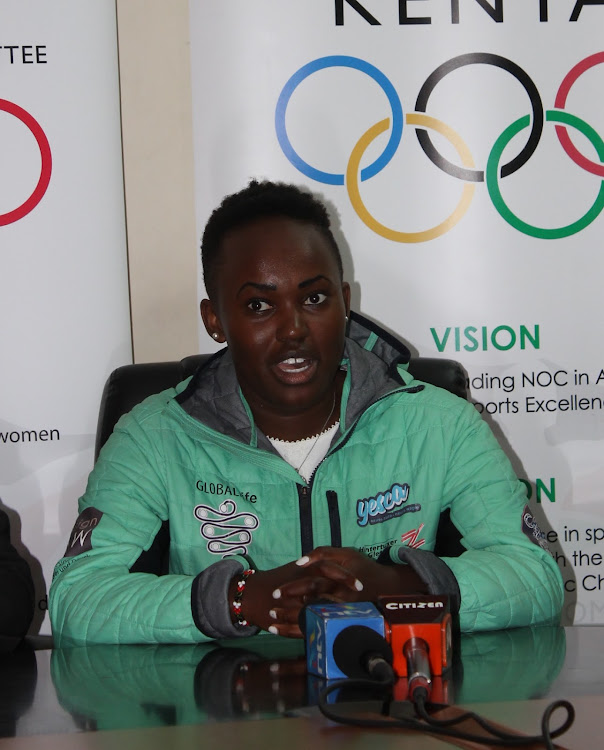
[295,555,310,566]
[268,625,278,635]
[272,588,281,599]
[354,579,364,591]
[269,609,277,620]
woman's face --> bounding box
[201,217,350,431]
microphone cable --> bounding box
[317,677,575,748]
[411,686,574,749]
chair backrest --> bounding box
[95,354,467,460]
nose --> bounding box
[276,304,309,343]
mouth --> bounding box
[273,356,318,383]
[279,357,312,372]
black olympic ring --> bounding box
[415,53,544,183]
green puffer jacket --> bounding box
[49,315,563,644]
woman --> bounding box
[49,180,563,644]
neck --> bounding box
[253,372,344,442]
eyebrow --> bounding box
[237,275,331,296]
[298,275,330,289]
[237,281,276,296]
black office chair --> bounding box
[95,353,468,557]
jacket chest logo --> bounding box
[356,482,420,527]
[193,500,259,557]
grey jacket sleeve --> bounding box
[191,558,259,639]
[394,545,461,614]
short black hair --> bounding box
[201,179,343,300]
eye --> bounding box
[304,292,327,306]
[247,299,272,312]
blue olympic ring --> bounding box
[275,55,403,186]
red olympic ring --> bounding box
[0,99,52,226]
[554,52,604,178]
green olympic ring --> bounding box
[487,110,604,239]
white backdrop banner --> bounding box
[189,1,604,624]
[0,1,131,633]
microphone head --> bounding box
[332,624,393,679]
[304,602,387,680]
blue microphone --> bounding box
[304,601,393,680]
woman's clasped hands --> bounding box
[237,546,427,638]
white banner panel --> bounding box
[0,1,131,632]
[189,1,604,624]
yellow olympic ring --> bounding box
[346,113,475,243]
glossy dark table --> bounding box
[0,626,601,749]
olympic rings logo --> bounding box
[0,99,52,227]
[275,52,604,242]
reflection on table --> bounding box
[0,625,567,738]
[0,646,37,737]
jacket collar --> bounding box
[176,312,411,446]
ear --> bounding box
[341,282,351,319]
[200,299,226,343]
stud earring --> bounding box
[212,332,219,340]
[345,316,349,322]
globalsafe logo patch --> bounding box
[0,98,52,227]
[275,52,604,242]
[193,499,259,557]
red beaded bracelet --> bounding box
[231,568,255,627]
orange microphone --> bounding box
[377,594,452,702]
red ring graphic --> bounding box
[0,99,52,226]
[555,52,604,178]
